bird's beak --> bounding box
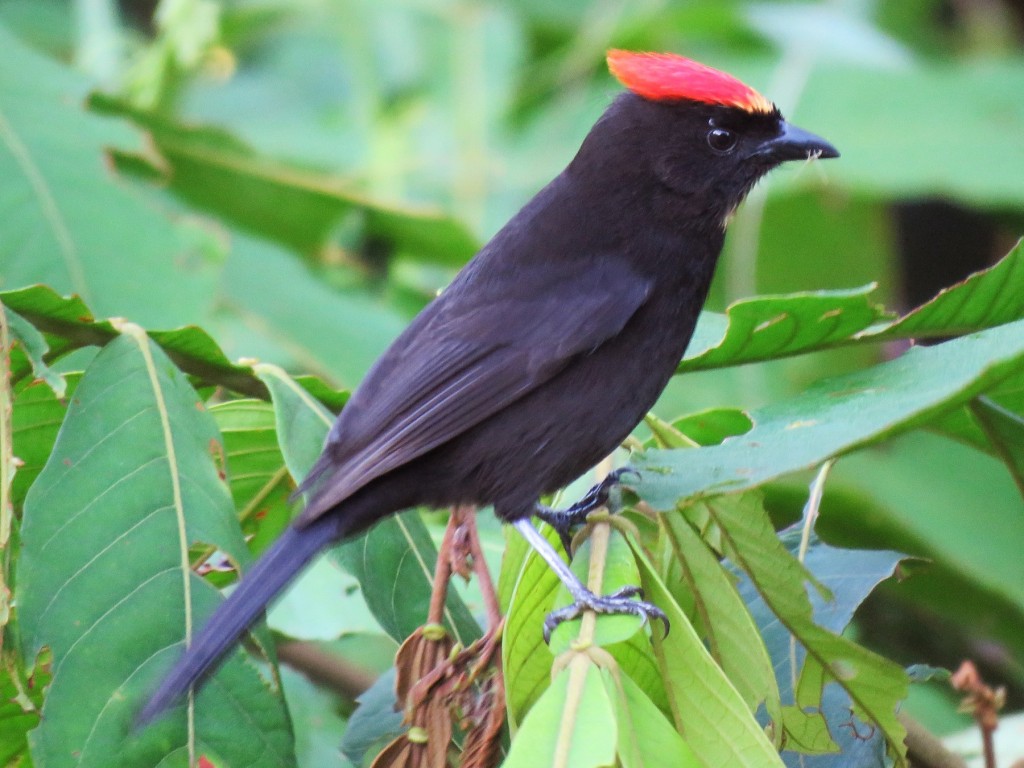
[753,121,839,163]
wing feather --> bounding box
[297,259,652,524]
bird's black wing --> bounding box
[297,258,653,523]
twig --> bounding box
[464,511,502,630]
[900,712,968,768]
[426,507,461,625]
[277,640,376,699]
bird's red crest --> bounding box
[607,50,773,115]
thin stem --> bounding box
[277,640,376,699]
[462,506,502,630]
[982,728,996,768]
[791,459,834,701]
[0,302,11,658]
[427,510,458,626]
[798,459,834,563]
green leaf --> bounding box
[9,374,75,510]
[631,540,786,768]
[15,326,294,767]
[602,668,701,768]
[253,362,335,481]
[279,665,351,768]
[682,240,1024,373]
[211,399,294,555]
[703,495,908,764]
[502,522,559,726]
[969,397,1024,497]
[638,318,1024,507]
[680,287,886,373]
[4,307,63,397]
[873,240,1024,341]
[503,659,617,768]
[93,94,479,265]
[647,409,753,450]
[779,706,837,755]
[0,284,340,403]
[0,25,220,328]
[0,652,45,767]
[661,512,783,743]
[643,412,697,449]
[801,61,1024,205]
[340,667,404,766]
[739,520,908,766]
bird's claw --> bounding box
[536,468,642,554]
[583,467,642,510]
[553,526,574,558]
[542,585,669,643]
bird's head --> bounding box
[578,50,839,226]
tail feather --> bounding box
[136,516,340,727]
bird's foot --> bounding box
[542,584,668,643]
[535,468,641,553]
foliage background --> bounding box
[2,0,1024,765]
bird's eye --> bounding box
[707,127,738,154]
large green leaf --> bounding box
[701,495,907,764]
[798,60,1024,205]
[735,525,907,767]
[94,94,479,265]
[873,240,1024,341]
[603,668,701,768]
[661,513,783,742]
[0,24,220,328]
[0,284,350,406]
[16,326,294,768]
[639,318,1024,506]
[680,287,887,373]
[502,659,618,768]
[683,240,1024,375]
[632,542,786,768]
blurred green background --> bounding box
[3,0,1024,746]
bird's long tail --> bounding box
[136,515,341,727]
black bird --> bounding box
[139,49,838,724]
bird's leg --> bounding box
[512,518,668,643]
[533,468,640,553]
